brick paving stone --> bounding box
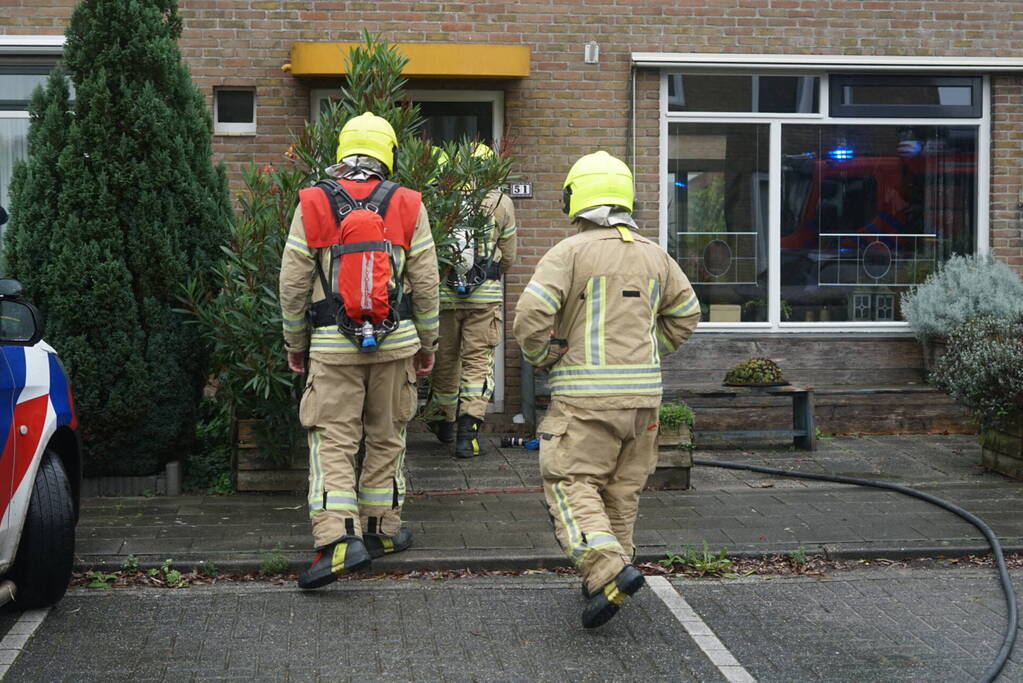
[73,435,1023,572]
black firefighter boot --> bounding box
[454,414,485,459]
[426,419,455,444]
[581,565,646,629]
[297,535,371,590]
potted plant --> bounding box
[931,315,1023,479]
[901,254,1023,376]
[723,357,788,386]
[658,401,695,449]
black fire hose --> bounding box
[694,458,1019,683]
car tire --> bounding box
[10,451,76,608]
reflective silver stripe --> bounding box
[409,235,434,256]
[483,343,497,402]
[550,381,662,395]
[648,279,661,363]
[360,253,374,311]
[432,391,458,406]
[524,281,560,314]
[357,489,393,505]
[460,383,485,395]
[549,365,659,379]
[282,317,307,329]
[523,341,550,365]
[657,327,677,355]
[395,425,407,500]
[586,532,622,550]
[286,236,312,256]
[552,481,587,565]
[586,277,606,366]
[325,490,358,511]
[500,224,516,239]
[414,313,439,327]
[307,430,324,516]
[664,293,700,318]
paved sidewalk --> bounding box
[74,434,1023,572]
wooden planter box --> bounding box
[648,425,693,490]
[235,418,308,492]
[980,416,1023,480]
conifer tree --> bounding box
[20,0,231,475]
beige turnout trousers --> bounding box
[428,306,502,421]
[538,399,659,594]
[300,356,417,547]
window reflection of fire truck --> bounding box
[781,151,975,290]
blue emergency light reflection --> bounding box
[674,180,687,188]
[828,147,854,160]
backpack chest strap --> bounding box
[332,240,390,257]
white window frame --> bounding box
[658,69,991,334]
[213,87,257,136]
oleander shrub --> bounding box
[931,315,1023,430]
[901,254,1023,341]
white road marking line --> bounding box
[0,607,51,680]
[647,576,757,683]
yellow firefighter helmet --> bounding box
[336,112,398,171]
[562,150,634,217]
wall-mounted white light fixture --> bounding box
[584,41,599,64]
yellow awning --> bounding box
[289,42,530,79]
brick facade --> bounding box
[4,0,1023,418]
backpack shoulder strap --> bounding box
[316,179,359,223]
[364,180,401,216]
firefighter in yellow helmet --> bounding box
[513,151,699,628]
[424,143,517,458]
[279,112,440,589]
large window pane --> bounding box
[669,123,769,322]
[781,124,977,322]
[0,117,30,225]
[0,68,49,110]
[667,74,818,113]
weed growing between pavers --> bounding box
[69,553,1023,590]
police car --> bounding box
[0,278,79,608]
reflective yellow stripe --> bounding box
[604,583,627,605]
[615,225,633,242]
[331,543,347,574]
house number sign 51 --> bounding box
[509,182,533,198]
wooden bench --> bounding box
[684,384,817,450]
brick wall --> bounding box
[5,0,1023,416]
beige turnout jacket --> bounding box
[513,220,700,409]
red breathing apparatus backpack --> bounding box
[306,179,408,351]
